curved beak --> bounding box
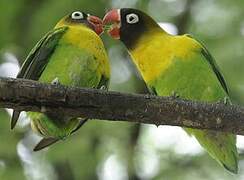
[87,15,103,35]
[103,9,121,39]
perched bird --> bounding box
[103,8,238,173]
[11,11,110,151]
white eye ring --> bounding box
[71,11,84,20]
[126,13,139,24]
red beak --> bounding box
[103,9,121,39]
[87,15,103,35]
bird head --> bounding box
[103,8,160,48]
[56,11,103,35]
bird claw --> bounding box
[100,85,107,91]
[223,97,231,105]
[171,91,180,98]
[217,97,231,105]
[51,77,60,85]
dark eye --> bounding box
[126,13,139,24]
[71,11,84,20]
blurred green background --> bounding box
[0,0,244,179]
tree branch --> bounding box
[0,77,243,135]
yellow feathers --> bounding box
[130,32,201,82]
[55,24,110,78]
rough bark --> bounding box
[0,77,244,135]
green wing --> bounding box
[11,26,68,129]
[185,35,237,173]
[17,27,68,79]
[186,34,229,94]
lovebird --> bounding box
[11,11,110,151]
[103,8,238,173]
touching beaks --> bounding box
[103,9,121,39]
[103,9,121,24]
[87,15,104,35]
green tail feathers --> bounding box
[185,128,238,174]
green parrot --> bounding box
[11,11,110,151]
[103,8,238,173]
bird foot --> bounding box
[171,91,180,98]
[99,85,107,91]
[217,97,231,105]
[223,97,231,105]
[51,77,60,85]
